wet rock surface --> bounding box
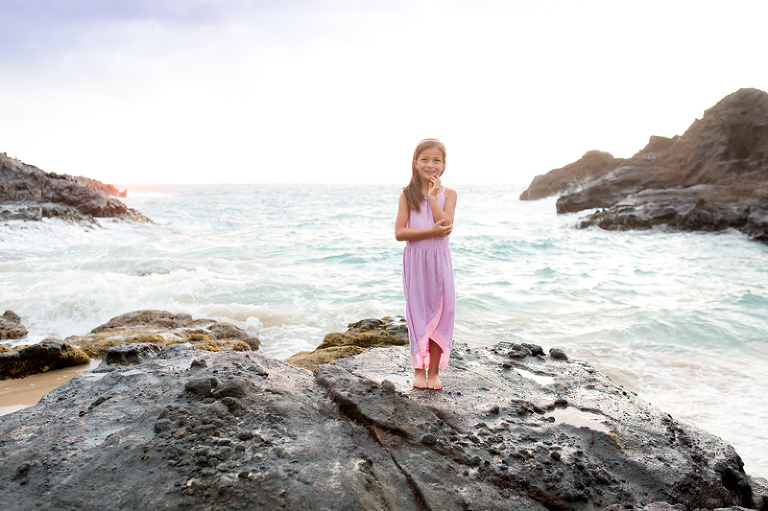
[0,342,764,511]
[520,88,768,241]
[0,152,149,223]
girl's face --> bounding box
[414,146,445,183]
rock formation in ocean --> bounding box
[0,152,149,222]
[520,88,768,241]
[1,326,766,510]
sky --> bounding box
[1,0,767,185]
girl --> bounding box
[395,139,457,390]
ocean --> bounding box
[1,183,767,477]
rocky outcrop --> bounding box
[0,152,149,222]
[0,340,90,380]
[286,316,408,370]
[0,311,260,379]
[0,310,27,340]
[71,310,261,358]
[519,150,627,201]
[520,88,768,241]
[0,341,764,511]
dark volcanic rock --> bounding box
[520,88,768,240]
[0,152,149,222]
[0,343,764,510]
[0,340,90,380]
[0,310,28,340]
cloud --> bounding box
[2,0,273,27]
[1,1,767,184]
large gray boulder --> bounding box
[0,342,763,511]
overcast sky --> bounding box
[1,0,766,185]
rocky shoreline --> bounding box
[1,311,767,510]
[0,310,261,380]
[520,88,768,242]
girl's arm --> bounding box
[428,184,457,226]
[395,191,453,242]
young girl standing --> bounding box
[395,139,457,390]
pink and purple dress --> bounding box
[402,192,455,370]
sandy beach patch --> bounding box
[0,358,101,416]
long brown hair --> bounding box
[403,139,447,212]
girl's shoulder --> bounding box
[443,187,457,199]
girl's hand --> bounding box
[431,217,453,237]
[428,175,444,198]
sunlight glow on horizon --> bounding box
[1,0,766,186]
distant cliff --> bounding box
[0,152,149,223]
[520,88,768,241]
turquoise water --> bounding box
[1,183,767,477]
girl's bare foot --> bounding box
[426,340,444,389]
[413,369,428,388]
[427,369,442,390]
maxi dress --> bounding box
[402,191,455,370]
